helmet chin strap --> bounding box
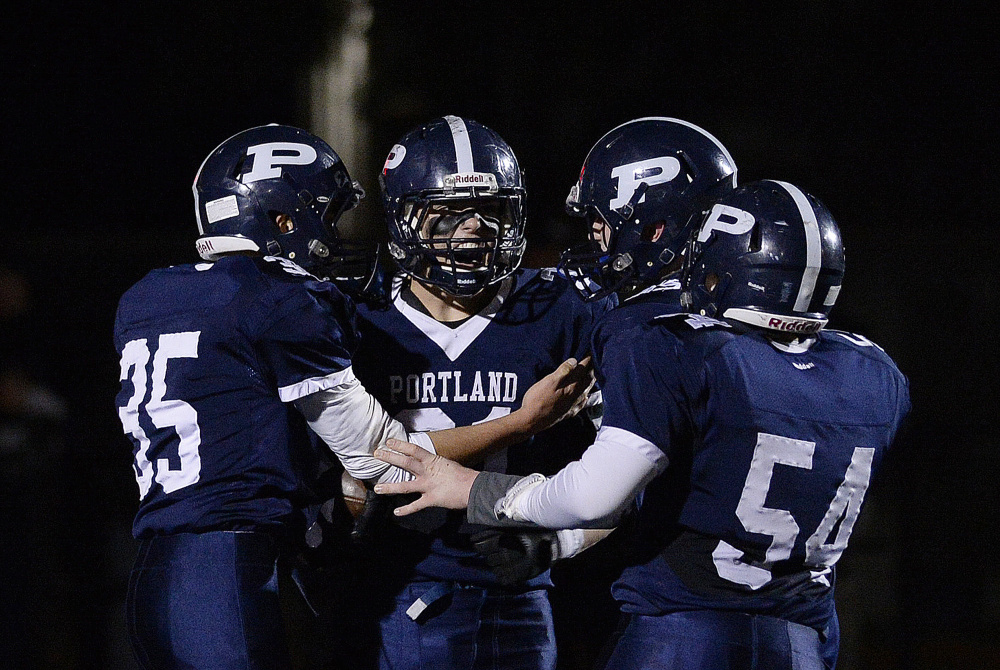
[425,264,492,296]
[613,180,649,223]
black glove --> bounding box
[332,471,397,547]
[471,529,559,587]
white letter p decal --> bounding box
[609,157,682,210]
[242,142,318,184]
[697,204,756,243]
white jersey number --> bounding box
[713,432,874,589]
[118,332,202,499]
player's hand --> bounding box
[374,438,479,516]
[518,356,595,433]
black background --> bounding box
[2,2,997,668]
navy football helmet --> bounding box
[684,179,845,335]
[558,117,737,301]
[193,124,378,289]
[379,116,526,296]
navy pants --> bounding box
[602,610,837,670]
[126,531,290,670]
[377,581,557,670]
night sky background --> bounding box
[2,2,997,668]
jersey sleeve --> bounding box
[574,292,619,361]
[256,280,362,403]
[295,372,436,484]
[513,268,617,363]
[592,314,690,458]
[823,329,913,443]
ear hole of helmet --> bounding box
[272,212,295,234]
[641,221,665,243]
[748,223,763,253]
[705,273,720,294]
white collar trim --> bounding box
[391,274,511,361]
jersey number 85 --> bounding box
[118,332,202,499]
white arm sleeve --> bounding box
[294,367,435,485]
[507,426,668,528]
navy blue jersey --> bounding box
[114,255,360,539]
[352,268,615,586]
[592,305,910,633]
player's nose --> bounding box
[456,215,484,236]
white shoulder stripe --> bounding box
[771,180,822,313]
[278,366,356,403]
[444,115,474,173]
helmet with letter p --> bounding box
[684,179,845,335]
[193,124,378,289]
[558,117,737,301]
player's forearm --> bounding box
[469,426,666,528]
[553,527,616,559]
[296,374,433,484]
[428,356,596,464]
[427,408,535,465]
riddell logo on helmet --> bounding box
[196,239,214,255]
[453,174,488,185]
[444,172,498,192]
[768,317,823,333]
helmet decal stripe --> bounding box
[443,115,475,173]
[772,180,822,312]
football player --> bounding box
[113,124,591,670]
[311,115,616,670]
[373,179,911,669]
